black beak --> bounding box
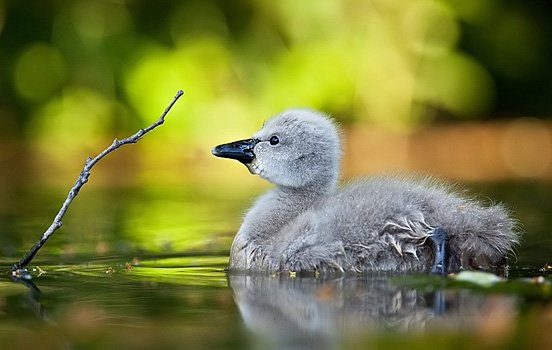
[212,138,260,164]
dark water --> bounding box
[0,181,551,349]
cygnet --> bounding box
[212,109,519,275]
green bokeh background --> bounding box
[2,0,551,142]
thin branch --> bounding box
[12,90,184,275]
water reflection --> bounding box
[11,275,57,326]
[229,274,516,350]
[2,262,243,349]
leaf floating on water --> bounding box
[453,271,505,287]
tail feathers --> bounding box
[449,203,520,271]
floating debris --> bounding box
[454,271,505,287]
[32,266,47,277]
[539,262,552,272]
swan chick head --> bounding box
[213,108,341,189]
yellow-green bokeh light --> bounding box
[14,42,66,101]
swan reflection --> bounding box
[229,274,515,349]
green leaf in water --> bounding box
[453,271,505,287]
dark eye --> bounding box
[269,136,279,145]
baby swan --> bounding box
[212,109,519,275]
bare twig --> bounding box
[12,90,184,275]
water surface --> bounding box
[0,181,551,349]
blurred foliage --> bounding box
[1,0,551,148]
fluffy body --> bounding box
[219,109,518,274]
